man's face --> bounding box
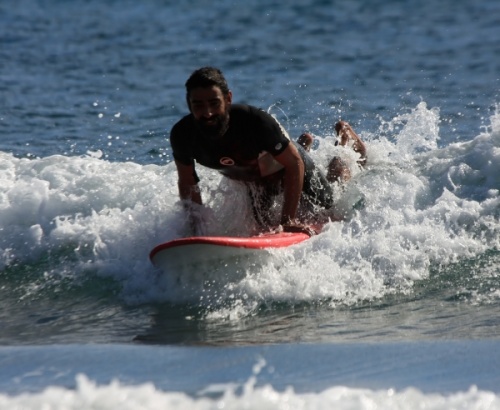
[188,86,232,138]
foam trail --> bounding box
[0,374,498,410]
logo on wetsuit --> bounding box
[220,157,235,166]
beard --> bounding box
[196,111,230,139]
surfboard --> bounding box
[149,230,312,272]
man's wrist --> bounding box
[280,216,296,226]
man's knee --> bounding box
[327,157,351,183]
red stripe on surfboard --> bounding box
[149,231,310,261]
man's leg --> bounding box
[326,157,351,183]
[334,121,367,165]
[327,121,367,183]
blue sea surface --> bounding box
[1,0,500,408]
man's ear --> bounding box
[226,90,233,105]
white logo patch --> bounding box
[220,157,235,166]
[275,143,282,151]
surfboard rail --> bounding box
[149,231,310,263]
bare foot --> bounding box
[297,132,314,152]
[334,121,367,166]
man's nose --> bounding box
[201,104,212,118]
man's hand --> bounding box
[280,221,318,237]
[182,201,216,237]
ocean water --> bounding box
[1,0,500,408]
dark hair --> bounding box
[185,67,230,100]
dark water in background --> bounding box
[2,0,499,162]
[0,0,500,408]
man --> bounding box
[170,66,366,235]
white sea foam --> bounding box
[0,103,499,311]
[0,374,498,410]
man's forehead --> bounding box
[189,86,224,100]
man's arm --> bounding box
[175,160,202,205]
[175,160,203,235]
[273,143,304,225]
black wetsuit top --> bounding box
[170,104,334,209]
